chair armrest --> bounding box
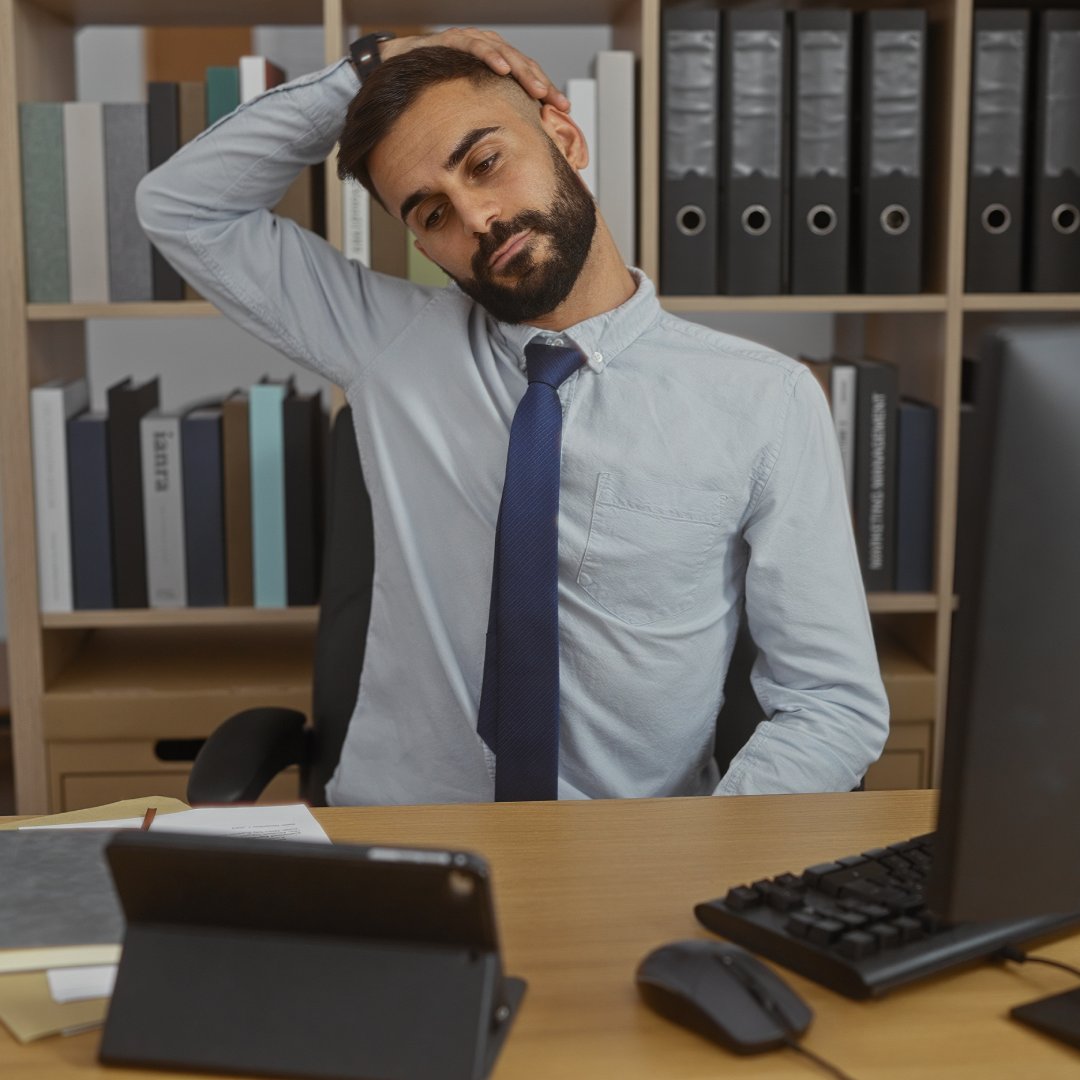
[187,707,308,805]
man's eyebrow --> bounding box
[398,126,503,223]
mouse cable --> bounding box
[781,1036,859,1080]
[994,944,1080,980]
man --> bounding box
[137,28,889,805]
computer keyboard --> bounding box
[695,833,1080,999]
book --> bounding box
[222,390,254,606]
[206,66,240,126]
[178,80,206,145]
[830,362,857,511]
[107,376,160,608]
[342,177,371,265]
[31,377,89,613]
[0,829,123,976]
[147,82,184,301]
[67,411,115,610]
[895,398,937,592]
[283,390,325,606]
[141,410,187,608]
[797,356,833,405]
[595,50,637,266]
[103,103,153,302]
[566,77,597,194]
[852,358,899,591]
[181,405,227,607]
[63,102,110,303]
[249,378,292,607]
[238,55,286,103]
[18,103,70,302]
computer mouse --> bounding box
[635,939,813,1054]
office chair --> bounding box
[185,408,812,804]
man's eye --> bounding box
[424,205,444,229]
[474,154,498,176]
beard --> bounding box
[446,139,597,325]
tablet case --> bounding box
[99,832,526,1080]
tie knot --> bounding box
[524,340,583,389]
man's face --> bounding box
[368,79,596,324]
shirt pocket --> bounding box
[576,472,734,626]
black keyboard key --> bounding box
[837,854,868,868]
[806,918,846,946]
[774,873,806,892]
[833,911,870,930]
[785,913,818,939]
[860,847,890,860]
[724,885,763,911]
[839,879,886,903]
[763,885,804,912]
[804,862,844,886]
[892,916,927,943]
[868,923,902,949]
[837,931,879,960]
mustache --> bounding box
[473,210,552,272]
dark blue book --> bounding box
[66,410,115,609]
[895,399,937,592]
[181,405,227,607]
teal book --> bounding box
[249,378,291,608]
[206,66,240,126]
[18,103,70,302]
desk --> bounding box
[2,790,1078,1078]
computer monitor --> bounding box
[929,324,1080,925]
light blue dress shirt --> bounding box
[136,59,890,804]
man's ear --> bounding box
[539,104,589,173]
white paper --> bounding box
[46,964,117,1004]
[22,804,330,844]
[148,804,331,843]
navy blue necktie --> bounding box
[478,340,583,801]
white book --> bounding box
[238,55,285,103]
[63,103,109,303]
[566,77,597,195]
[595,51,637,267]
[31,377,89,613]
[830,363,857,509]
[140,411,187,608]
[342,177,371,265]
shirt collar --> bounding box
[488,268,662,375]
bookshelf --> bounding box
[0,0,1075,812]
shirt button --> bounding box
[587,351,604,372]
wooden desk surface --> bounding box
[2,790,1079,1079]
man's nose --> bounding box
[458,192,500,237]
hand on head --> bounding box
[380,27,572,113]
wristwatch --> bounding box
[349,32,396,81]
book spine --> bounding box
[595,51,637,266]
[19,103,70,303]
[249,384,288,607]
[895,400,937,592]
[103,103,153,302]
[67,413,115,609]
[108,378,160,608]
[206,67,241,126]
[853,360,899,591]
[222,395,254,606]
[566,78,597,194]
[63,103,110,303]
[283,394,323,606]
[31,380,89,613]
[141,414,187,607]
[181,411,227,607]
[830,364,857,510]
[342,178,371,265]
[147,83,184,301]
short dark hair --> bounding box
[337,46,518,207]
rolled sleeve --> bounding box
[715,368,890,795]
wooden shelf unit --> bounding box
[2,0,1077,812]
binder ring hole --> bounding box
[981,203,1011,235]
[881,204,910,236]
[1052,203,1079,235]
[676,205,706,237]
[741,205,771,236]
[807,204,837,236]
[448,870,476,899]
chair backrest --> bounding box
[302,405,375,805]
[713,615,767,776]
